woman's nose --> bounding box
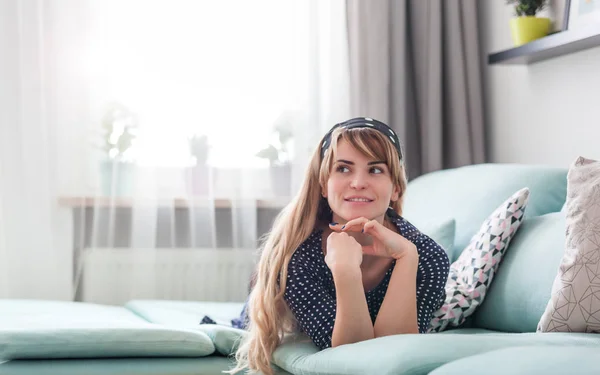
[350,173,368,189]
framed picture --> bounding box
[567,0,600,30]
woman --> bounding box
[228,117,450,375]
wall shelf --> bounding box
[488,24,600,65]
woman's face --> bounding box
[324,139,399,224]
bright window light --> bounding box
[86,0,303,168]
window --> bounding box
[85,0,303,169]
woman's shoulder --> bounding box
[386,209,421,242]
[387,209,449,261]
[289,228,324,265]
[286,227,328,281]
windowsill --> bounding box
[58,196,291,209]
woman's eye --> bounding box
[336,165,350,173]
[370,167,383,174]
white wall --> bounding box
[480,1,600,168]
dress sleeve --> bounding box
[407,225,450,333]
[283,253,337,350]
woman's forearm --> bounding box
[331,267,374,347]
[374,252,419,337]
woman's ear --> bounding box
[391,184,400,202]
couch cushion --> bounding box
[403,163,567,261]
[0,300,214,360]
[539,156,600,333]
[473,212,567,332]
[429,346,600,375]
[429,188,530,333]
[0,357,292,375]
[419,218,456,259]
[272,329,600,375]
[125,300,246,356]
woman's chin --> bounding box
[336,208,385,222]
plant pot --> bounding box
[100,161,137,197]
[510,16,551,46]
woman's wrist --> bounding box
[331,265,362,282]
[392,244,419,263]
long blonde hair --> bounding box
[227,127,408,375]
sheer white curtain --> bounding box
[0,0,349,304]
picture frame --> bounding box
[567,0,600,30]
[549,0,572,32]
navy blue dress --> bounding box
[203,209,450,350]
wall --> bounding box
[480,1,600,168]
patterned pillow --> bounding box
[428,187,530,332]
[538,157,600,333]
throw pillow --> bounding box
[538,156,600,333]
[428,187,530,332]
[420,218,456,259]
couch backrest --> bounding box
[402,163,568,262]
[472,211,566,332]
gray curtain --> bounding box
[346,0,486,179]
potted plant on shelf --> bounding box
[99,102,139,197]
[506,0,551,46]
[186,134,211,196]
[256,116,294,198]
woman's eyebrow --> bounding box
[335,159,385,165]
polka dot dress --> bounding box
[283,209,450,350]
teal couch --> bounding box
[2,163,598,375]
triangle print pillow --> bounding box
[428,187,530,332]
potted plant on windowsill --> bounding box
[506,0,550,46]
[98,102,139,197]
[256,116,294,198]
[186,134,211,196]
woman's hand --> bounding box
[330,218,418,261]
[325,231,363,274]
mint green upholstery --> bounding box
[420,218,456,259]
[0,357,292,375]
[403,163,567,261]
[125,300,246,355]
[429,346,600,375]
[272,329,600,375]
[473,212,566,332]
[0,300,214,359]
[0,357,234,375]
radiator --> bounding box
[80,248,258,305]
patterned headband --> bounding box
[320,117,402,161]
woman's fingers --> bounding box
[330,218,386,236]
[362,220,381,237]
[341,217,370,232]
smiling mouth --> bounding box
[344,198,373,202]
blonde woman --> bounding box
[225,117,450,375]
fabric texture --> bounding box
[125,300,247,356]
[402,163,568,260]
[284,209,450,349]
[473,212,567,333]
[345,0,486,179]
[428,188,530,332]
[429,346,600,375]
[420,218,456,259]
[538,156,600,333]
[272,327,600,375]
[0,300,215,359]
